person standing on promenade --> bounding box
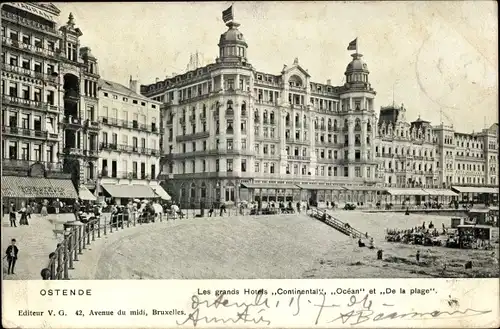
[5,239,19,275]
[18,202,28,226]
[40,200,48,216]
[9,202,17,227]
[53,198,61,214]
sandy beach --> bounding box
[72,211,499,279]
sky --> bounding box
[55,1,498,132]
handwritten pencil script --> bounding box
[176,292,492,326]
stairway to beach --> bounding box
[308,208,368,239]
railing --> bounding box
[2,125,54,139]
[42,211,181,280]
[1,10,60,36]
[309,208,367,239]
[2,158,63,171]
[99,116,158,133]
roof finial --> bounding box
[293,57,299,65]
[68,12,75,26]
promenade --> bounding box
[1,213,73,280]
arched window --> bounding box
[241,101,246,115]
[200,183,206,198]
[226,100,233,109]
[354,118,361,131]
[190,183,196,199]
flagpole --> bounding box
[356,37,358,55]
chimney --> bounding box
[129,79,139,94]
[155,77,159,83]
[327,79,331,85]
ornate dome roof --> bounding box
[219,22,247,47]
[345,53,369,72]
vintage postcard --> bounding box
[1,1,498,328]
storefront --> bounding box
[2,175,78,211]
[100,183,164,205]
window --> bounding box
[215,159,220,171]
[255,162,260,172]
[21,85,30,100]
[202,160,206,172]
[9,55,18,66]
[241,139,246,150]
[241,159,247,172]
[344,167,349,177]
[132,137,138,149]
[21,143,29,160]
[355,166,361,177]
[227,139,233,150]
[132,162,138,178]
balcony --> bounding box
[287,155,311,161]
[63,147,84,156]
[2,125,50,139]
[2,95,59,113]
[1,10,60,37]
[1,36,60,60]
[2,158,63,172]
[99,143,118,151]
[64,89,80,101]
[83,149,99,158]
[176,131,210,142]
[62,116,83,129]
[226,108,235,116]
[85,119,100,130]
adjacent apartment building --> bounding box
[141,16,381,207]
[97,78,169,204]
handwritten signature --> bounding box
[176,292,491,327]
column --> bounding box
[361,120,368,161]
[348,119,354,178]
[220,74,224,92]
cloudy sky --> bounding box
[56,1,497,132]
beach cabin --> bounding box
[457,224,493,249]
[467,208,492,225]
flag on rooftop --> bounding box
[222,5,233,23]
[347,38,357,51]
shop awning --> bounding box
[343,186,386,191]
[386,188,429,196]
[151,185,171,200]
[79,185,97,201]
[240,183,300,190]
[1,176,77,199]
[48,178,78,199]
[422,189,458,196]
[1,176,23,197]
[101,184,158,198]
[452,186,499,194]
[296,184,345,190]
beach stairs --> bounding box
[309,208,366,239]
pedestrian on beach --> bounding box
[26,202,32,219]
[40,200,48,216]
[9,202,17,227]
[416,250,420,263]
[5,239,19,275]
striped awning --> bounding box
[240,183,300,190]
[422,189,458,196]
[1,176,23,197]
[296,184,345,190]
[79,185,97,201]
[151,185,171,200]
[1,176,77,199]
[452,186,498,194]
[386,188,429,196]
[48,178,78,199]
[101,184,157,198]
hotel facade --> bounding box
[1,3,99,202]
[141,12,498,207]
[141,18,381,207]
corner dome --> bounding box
[345,53,369,73]
[219,22,247,47]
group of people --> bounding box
[7,202,32,227]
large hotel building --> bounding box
[1,3,99,202]
[141,12,498,207]
[141,18,381,206]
